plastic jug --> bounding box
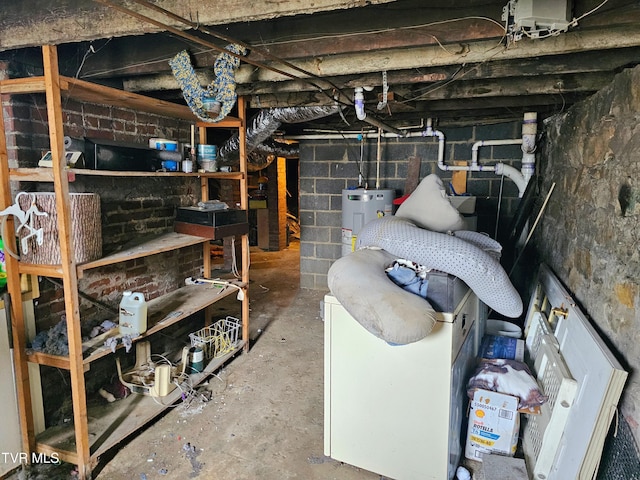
[119,291,147,336]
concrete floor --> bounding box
[10,241,487,480]
[94,241,385,480]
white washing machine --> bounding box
[324,287,485,480]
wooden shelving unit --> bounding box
[0,45,250,479]
[35,342,244,464]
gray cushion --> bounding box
[328,248,437,345]
[395,174,464,232]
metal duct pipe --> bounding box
[218,106,341,167]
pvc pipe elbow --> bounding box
[495,162,527,197]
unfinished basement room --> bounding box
[0,0,639,479]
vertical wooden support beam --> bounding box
[42,45,91,479]
[0,65,36,456]
[199,160,211,279]
[275,156,287,249]
[237,97,250,351]
[198,128,213,325]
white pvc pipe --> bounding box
[471,139,523,168]
[354,87,366,121]
[495,163,527,197]
[521,112,538,184]
[285,113,536,197]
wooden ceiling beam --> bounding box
[242,71,613,108]
[0,0,396,52]
[120,43,640,100]
[231,24,640,83]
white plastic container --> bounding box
[119,291,148,336]
[486,319,522,338]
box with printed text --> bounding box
[465,388,520,461]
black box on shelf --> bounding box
[83,138,158,171]
[83,138,181,171]
[174,207,249,239]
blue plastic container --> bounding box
[197,144,217,160]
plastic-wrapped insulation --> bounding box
[218,106,341,167]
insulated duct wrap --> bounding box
[218,106,341,169]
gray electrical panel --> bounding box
[503,0,573,39]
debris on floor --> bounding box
[182,442,203,477]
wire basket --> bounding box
[189,316,241,360]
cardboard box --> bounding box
[465,389,520,462]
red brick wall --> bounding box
[2,93,203,329]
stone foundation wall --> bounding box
[534,65,640,446]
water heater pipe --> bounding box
[521,111,538,184]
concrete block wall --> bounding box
[298,120,525,290]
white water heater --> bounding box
[341,189,394,256]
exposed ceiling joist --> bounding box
[1,0,639,133]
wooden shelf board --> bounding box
[9,167,244,182]
[77,232,210,275]
[27,352,71,370]
[7,168,54,182]
[0,76,195,120]
[27,282,245,368]
[13,233,208,279]
[34,342,244,461]
[67,169,244,180]
[0,77,46,94]
[196,117,243,128]
[82,282,245,364]
[61,77,196,121]
[35,443,78,465]
[18,263,64,278]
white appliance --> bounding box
[0,292,45,478]
[521,264,628,479]
[1,302,22,477]
[324,289,485,480]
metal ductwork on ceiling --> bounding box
[218,105,342,171]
